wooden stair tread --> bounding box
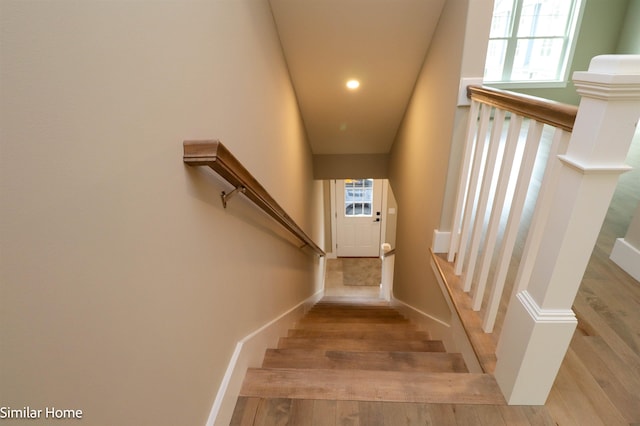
[263,349,469,373]
[306,309,404,318]
[311,304,394,309]
[315,297,391,306]
[278,337,446,352]
[297,316,409,324]
[309,304,399,310]
[287,328,431,340]
[240,368,505,405]
[431,251,497,373]
[293,322,418,332]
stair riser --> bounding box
[263,349,468,373]
[234,299,503,406]
[297,317,410,324]
[305,311,406,318]
[240,368,505,405]
[278,337,446,352]
[287,329,431,340]
[293,323,418,332]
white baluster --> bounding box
[511,128,571,297]
[455,103,492,276]
[472,113,524,311]
[462,109,507,292]
[449,100,481,262]
[483,120,544,332]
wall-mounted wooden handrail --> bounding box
[183,140,325,257]
[467,85,578,132]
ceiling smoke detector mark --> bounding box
[346,79,360,90]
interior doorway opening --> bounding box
[324,179,398,298]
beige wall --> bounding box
[313,154,389,179]
[388,0,492,321]
[0,1,322,425]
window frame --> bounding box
[344,179,374,218]
[484,0,585,89]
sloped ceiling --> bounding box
[269,0,446,155]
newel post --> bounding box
[494,55,640,405]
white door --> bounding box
[336,179,383,257]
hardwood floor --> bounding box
[230,127,640,425]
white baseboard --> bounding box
[610,238,640,282]
[392,296,482,374]
[390,298,457,355]
[428,257,483,373]
[206,290,323,426]
[432,230,451,254]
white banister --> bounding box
[455,104,492,275]
[494,55,640,405]
[510,128,571,298]
[482,119,544,332]
[449,100,481,262]
[463,109,507,293]
[472,114,524,311]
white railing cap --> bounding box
[587,54,640,75]
[573,55,640,99]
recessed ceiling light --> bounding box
[346,79,360,90]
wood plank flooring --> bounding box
[232,299,507,424]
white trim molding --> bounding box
[495,290,577,405]
[610,238,640,282]
[457,77,483,106]
[557,155,633,175]
[206,290,323,426]
[394,266,483,374]
[516,290,577,324]
[432,230,452,254]
[573,55,640,100]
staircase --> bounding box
[231,297,504,424]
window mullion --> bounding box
[502,0,523,81]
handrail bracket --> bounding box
[183,139,325,257]
[221,185,246,209]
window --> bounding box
[344,179,373,217]
[484,0,583,86]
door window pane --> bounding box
[344,179,373,217]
